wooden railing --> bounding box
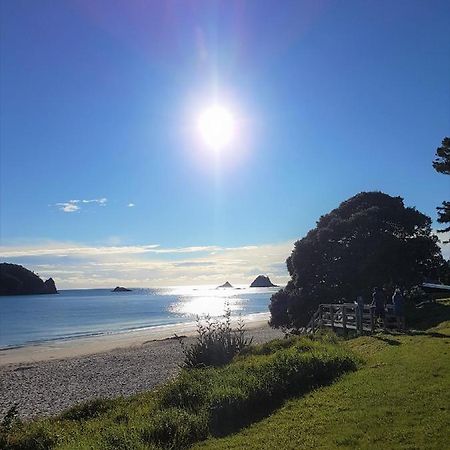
[306,303,399,334]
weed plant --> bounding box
[176,308,253,368]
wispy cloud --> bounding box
[437,231,450,260]
[0,243,161,257]
[55,201,80,213]
[127,203,135,207]
[54,198,107,213]
[0,240,293,288]
[81,198,107,205]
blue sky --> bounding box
[1,0,449,287]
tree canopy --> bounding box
[432,137,450,236]
[269,192,444,329]
[432,137,450,175]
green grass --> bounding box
[0,335,358,450]
[3,301,448,450]
[194,303,450,449]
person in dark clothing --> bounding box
[392,288,405,330]
[371,287,386,329]
[354,295,365,333]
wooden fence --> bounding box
[306,303,400,334]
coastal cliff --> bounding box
[0,263,58,296]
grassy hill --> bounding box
[195,304,450,449]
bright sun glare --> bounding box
[198,105,236,150]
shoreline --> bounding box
[0,312,271,366]
[0,318,283,420]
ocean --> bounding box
[0,286,278,349]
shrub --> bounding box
[60,398,116,421]
[141,408,208,449]
[177,308,253,368]
[3,424,58,450]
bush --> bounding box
[60,398,116,421]
[177,308,253,368]
[2,424,58,450]
[141,408,208,449]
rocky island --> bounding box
[216,281,233,289]
[250,275,277,288]
[0,263,58,296]
[112,286,132,292]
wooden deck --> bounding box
[306,303,400,334]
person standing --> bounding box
[392,288,405,330]
[371,287,386,330]
[354,295,365,333]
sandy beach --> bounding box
[0,314,284,420]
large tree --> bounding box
[269,192,444,330]
[433,137,450,238]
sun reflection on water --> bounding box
[167,286,248,318]
[170,296,246,317]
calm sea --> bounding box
[0,286,278,349]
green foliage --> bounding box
[195,309,450,450]
[436,201,450,236]
[1,336,357,450]
[432,137,450,237]
[177,309,253,368]
[141,408,208,449]
[160,336,358,436]
[405,298,450,330]
[1,405,20,431]
[60,398,116,421]
[433,136,450,175]
[1,422,59,450]
[269,191,444,329]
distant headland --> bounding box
[0,263,58,296]
[112,286,132,292]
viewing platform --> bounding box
[307,303,401,334]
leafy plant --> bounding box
[176,308,253,368]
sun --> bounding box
[197,105,236,150]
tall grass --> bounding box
[1,335,358,450]
[177,308,253,368]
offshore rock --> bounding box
[250,275,277,288]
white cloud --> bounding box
[55,201,80,213]
[54,198,107,213]
[127,203,135,207]
[81,198,107,205]
[0,243,161,257]
[0,240,294,288]
[437,231,450,260]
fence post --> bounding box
[330,304,335,329]
[319,305,323,329]
[342,305,347,334]
[370,307,375,333]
